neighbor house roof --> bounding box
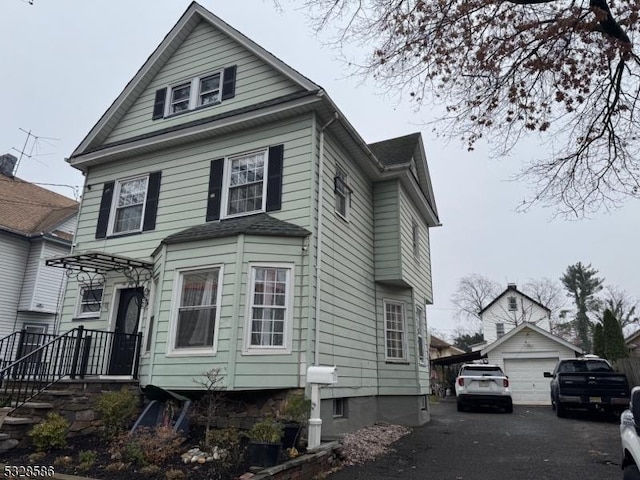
[479,284,551,316]
[481,322,582,355]
[0,172,78,241]
[161,213,311,246]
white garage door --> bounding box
[504,358,558,405]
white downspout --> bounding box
[314,112,339,366]
[308,113,338,451]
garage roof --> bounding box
[482,322,583,355]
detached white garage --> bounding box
[482,323,583,405]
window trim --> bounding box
[220,148,269,220]
[74,285,104,319]
[107,174,150,236]
[243,262,295,355]
[164,69,225,117]
[334,165,351,220]
[496,322,505,338]
[143,277,159,355]
[507,296,518,311]
[412,220,420,261]
[333,398,346,418]
[383,299,407,362]
[166,265,224,357]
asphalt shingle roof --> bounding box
[162,213,311,245]
[0,172,78,239]
[368,132,421,166]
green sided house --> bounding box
[39,2,440,435]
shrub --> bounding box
[202,427,245,478]
[29,412,69,451]
[77,450,97,471]
[95,387,138,439]
[110,426,184,466]
[247,418,283,443]
[165,469,186,480]
[280,394,312,424]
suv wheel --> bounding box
[505,401,513,414]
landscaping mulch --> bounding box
[1,427,247,480]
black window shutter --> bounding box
[221,65,237,101]
[152,88,167,120]
[266,144,284,212]
[95,181,115,239]
[143,171,162,232]
[206,158,225,221]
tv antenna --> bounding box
[12,128,60,176]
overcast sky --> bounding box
[2,0,639,340]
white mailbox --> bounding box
[307,365,338,384]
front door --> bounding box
[108,287,143,375]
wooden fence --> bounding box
[613,358,640,388]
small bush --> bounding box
[29,412,69,451]
[77,450,97,471]
[202,428,245,478]
[140,465,162,477]
[247,418,283,443]
[95,387,138,439]
[109,426,184,466]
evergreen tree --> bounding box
[560,262,604,352]
[602,309,629,361]
[592,323,605,358]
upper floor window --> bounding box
[496,322,505,338]
[245,264,293,354]
[152,65,237,120]
[206,145,284,222]
[95,171,162,239]
[170,267,222,353]
[224,150,267,217]
[112,176,148,234]
[507,296,517,311]
[334,166,351,219]
[76,286,103,319]
[412,221,420,260]
[384,300,406,361]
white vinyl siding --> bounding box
[0,232,29,339]
[103,20,301,145]
[20,241,70,313]
[481,292,551,344]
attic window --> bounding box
[152,65,237,120]
[508,296,517,311]
[496,323,505,338]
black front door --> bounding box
[108,287,143,375]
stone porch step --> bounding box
[3,416,36,425]
[12,401,54,409]
[0,433,9,441]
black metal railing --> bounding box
[0,326,142,411]
[0,329,59,371]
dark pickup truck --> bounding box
[544,357,630,418]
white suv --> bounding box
[455,363,513,413]
[621,386,640,479]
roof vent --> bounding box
[0,153,17,177]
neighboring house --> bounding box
[0,153,78,340]
[429,334,464,393]
[44,3,440,435]
[625,330,640,357]
[478,283,551,347]
[482,322,582,405]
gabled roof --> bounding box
[482,322,582,355]
[625,329,640,346]
[0,172,78,241]
[369,132,439,221]
[479,284,551,316]
[72,1,319,158]
[161,213,311,246]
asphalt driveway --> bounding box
[330,398,622,480]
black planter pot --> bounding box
[282,422,302,450]
[247,441,281,468]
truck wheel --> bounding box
[556,401,566,418]
[623,465,640,480]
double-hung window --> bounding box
[224,150,267,217]
[76,287,103,319]
[416,305,427,366]
[508,296,517,311]
[412,221,420,260]
[246,264,292,353]
[111,176,149,234]
[384,301,406,361]
[198,73,221,107]
[172,267,222,353]
[169,82,191,114]
[496,322,505,338]
[334,166,351,219]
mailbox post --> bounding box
[306,365,338,449]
